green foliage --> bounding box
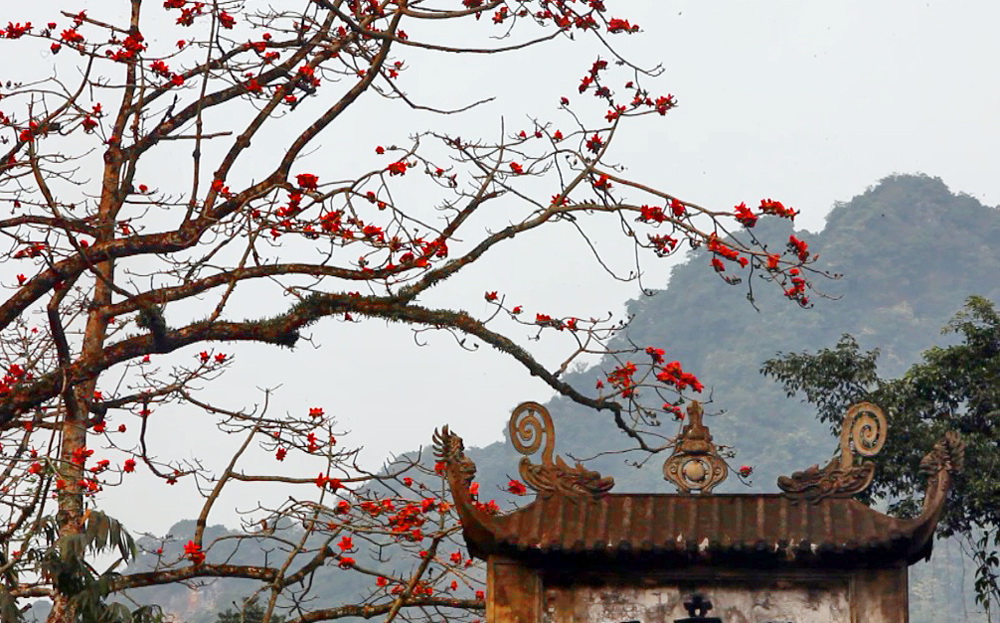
[21,511,153,623]
[762,296,1000,612]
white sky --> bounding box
[7,1,1000,536]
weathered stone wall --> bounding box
[486,557,908,622]
[543,580,850,623]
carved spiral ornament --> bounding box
[509,401,554,464]
[840,402,886,465]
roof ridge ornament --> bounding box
[662,401,729,494]
[778,401,887,503]
[509,401,614,498]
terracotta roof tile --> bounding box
[478,493,920,565]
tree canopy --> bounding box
[763,296,1000,612]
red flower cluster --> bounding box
[60,28,84,44]
[707,234,748,270]
[788,235,810,262]
[783,268,808,305]
[656,361,703,393]
[184,540,205,565]
[295,173,319,189]
[507,479,527,495]
[386,161,408,176]
[13,242,46,259]
[585,133,603,153]
[107,32,146,61]
[733,202,758,228]
[760,198,797,220]
[474,499,501,515]
[645,346,665,364]
[315,473,342,490]
[2,22,32,39]
[662,403,684,420]
[607,18,639,33]
[606,361,637,397]
[2,364,30,397]
[638,204,666,223]
[648,234,678,257]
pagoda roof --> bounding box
[433,402,963,570]
[452,492,941,568]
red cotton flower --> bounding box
[123,459,136,473]
[386,161,408,176]
[788,235,810,262]
[645,346,666,365]
[739,465,753,478]
[275,448,287,461]
[760,198,798,220]
[670,198,685,217]
[60,28,84,44]
[507,479,527,495]
[338,557,355,569]
[184,540,206,565]
[295,173,319,189]
[484,291,498,301]
[585,133,603,153]
[338,536,354,551]
[509,162,524,174]
[309,407,324,418]
[733,202,758,228]
[607,18,638,33]
[218,11,236,29]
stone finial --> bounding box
[662,401,729,494]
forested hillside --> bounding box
[36,175,994,622]
[464,174,1000,623]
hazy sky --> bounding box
[7,1,1000,536]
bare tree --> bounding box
[0,1,813,621]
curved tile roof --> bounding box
[436,428,962,569]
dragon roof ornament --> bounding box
[778,402,887,503]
